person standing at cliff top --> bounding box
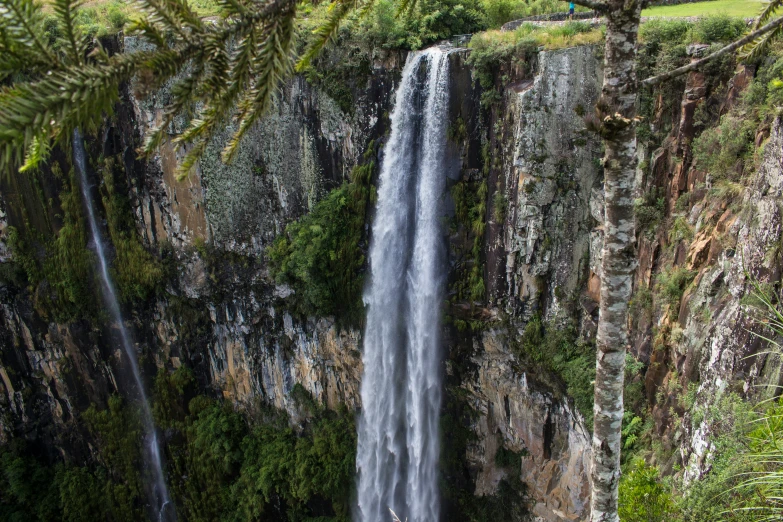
[569,1,575,18]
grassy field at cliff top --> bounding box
[642,0,764,18]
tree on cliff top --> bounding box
[3,0,783,520]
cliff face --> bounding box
[0,40,598,519]
[2,33,781,522]
[629,58,783,481]
[0,38,396,444]
[124,38,405,256]
[456,46,602,521]
[125,30,399,414]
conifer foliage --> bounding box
[742,0,783,60]
[0,0,369,178]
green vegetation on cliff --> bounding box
[642,0,763,19]
[512,314,597,427]
[468,21,602,107]
[154,370,357,522]
[618,393,783,522]
[618,459,674,522]
[37,0,582,48]
[268,143,377,322]
[613,15,783,522]
[0,368,357,522]
[450,175,488,305]
[99,157,163,303]
[5,161,96,320]
[0,395,146,521]
[4,151,163,318]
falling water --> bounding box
[72,129,175,522]
[356,46,452,522]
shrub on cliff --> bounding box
[0,442,61,521]
[349,0,485,49]
[688,14,747,45]
[268,146,376,323]
[150,370,357,522]
[513,314,597,428]
[480,0,570,29]
[467,22,601,106]
[0,374,358,522]
[618,459,674,522]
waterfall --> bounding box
[72,129,175,522]
[356,46,451,522]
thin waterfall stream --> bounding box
[72,129,175,522]
[356,46,452,522]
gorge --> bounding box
[1,9,783,522]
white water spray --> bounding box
[72,129,175,522]
[356,46,451,522]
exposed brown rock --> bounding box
[587,272,601,303]
[636,238,659,287]
[686,230,713,270]
[467,332,591,522]
[721,64,756,115]
[715,209,736,233]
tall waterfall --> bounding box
[356,47,451,522]
[73,130,175,522]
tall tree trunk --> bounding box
[591,3,642,521]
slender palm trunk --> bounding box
[590,3,641,521]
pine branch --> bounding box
[134,0,201,44]
[215,0,249,17]
[169,0,297,176]
[52,0,85,66]
[643,14,783,86]
[297,0,369,71]
[741,25,782,61]
[200,38,231,94]
[162,0,205,33]
[221,2,295,165]
[0,0,57,63]
[172,30,257,149]
[0,51,156,172]
[741,0,783,58]
[0,25,50,78]
[141,61,206,154]
[755,0,783,29]
[141,20,257,155]
[128,17,169,48]
[0,0,361,175]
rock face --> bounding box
[630,59,783,481]
[466,331,591,521]
[0,38,396,453]
[454,46,602,522]
[498,46,602,320]
[124,37,399,256]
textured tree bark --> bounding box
[590,3,642,521]
[568,2,646,519]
